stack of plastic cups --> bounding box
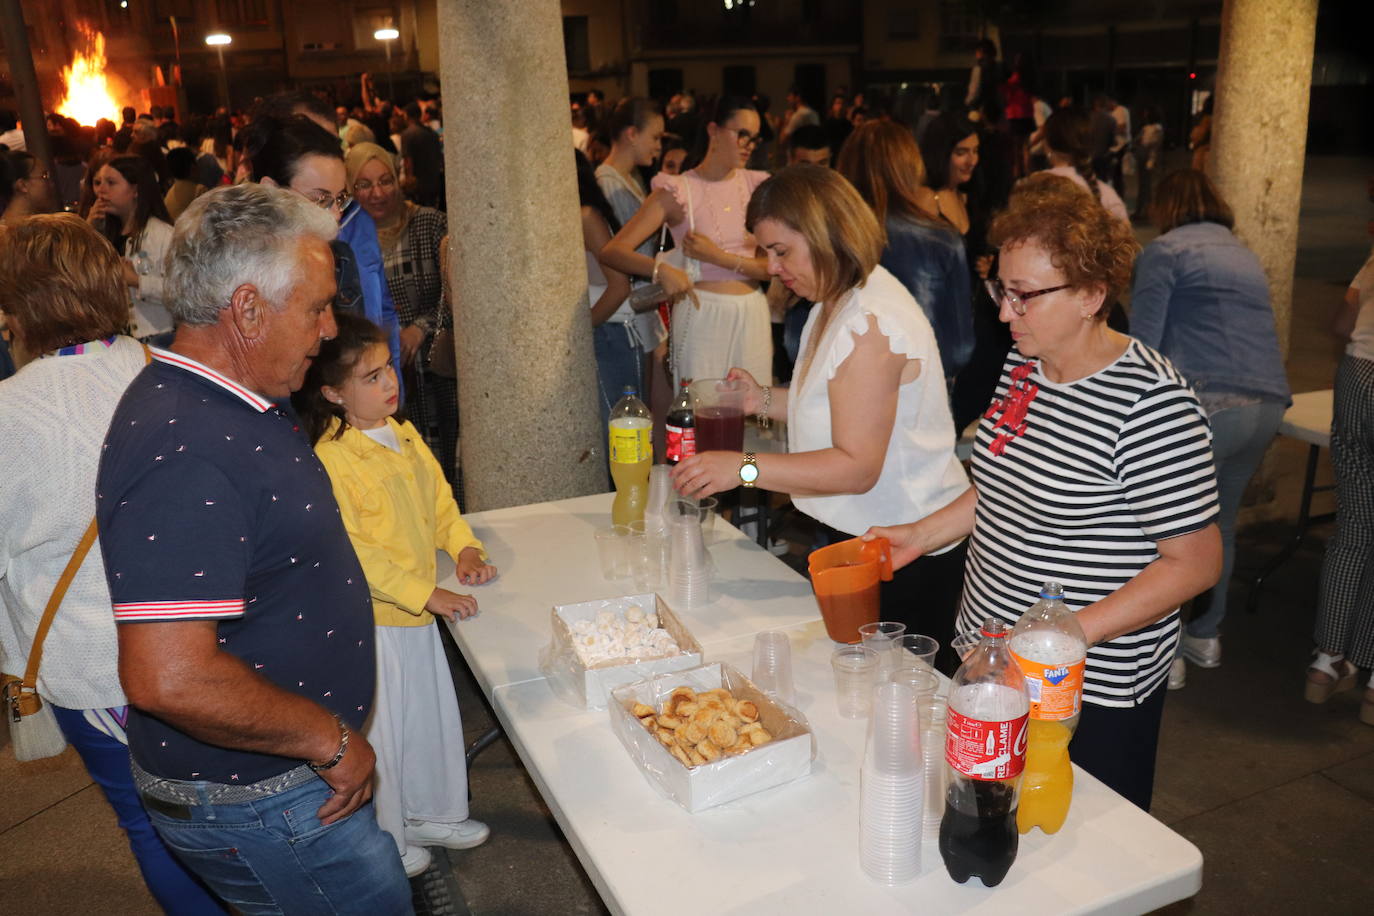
[860,682,924,885]
[752,631,795,704]
[667,513,712,608]
[920,692,948,844]
[643,466,672,536]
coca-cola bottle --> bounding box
[939,618,1030,887]
[665,380,696,465]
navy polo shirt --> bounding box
[96,349,375,783]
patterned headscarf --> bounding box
[344,142,410,250]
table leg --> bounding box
[465,724,503,769]
[1246,444,1335,614]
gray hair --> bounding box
[166,183,338,326]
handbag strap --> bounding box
[21,342,152,693]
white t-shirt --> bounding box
[787,265,970,536]
[1347,254,1374,361]
[362,422,402,453]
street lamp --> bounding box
[206,33,232,110]
[374,27,399,101]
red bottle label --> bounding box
[666,424,696,463]
[945,709,1029,781]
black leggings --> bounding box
[1069,682,1169,811]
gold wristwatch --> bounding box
[738,452,759,488]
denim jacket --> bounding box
[879,214,973,380]
[1130,221,1291,405]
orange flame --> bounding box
[56,28,120,127]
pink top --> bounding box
[651,169,769,283]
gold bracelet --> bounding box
[757,384,772,430]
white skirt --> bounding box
[365,623,469,854]
[671,286,772,386]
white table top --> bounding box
[1279,389,1333,449]
[439,492,820,697]
[493,619,1202,915]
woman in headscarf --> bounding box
[345,142,460,494]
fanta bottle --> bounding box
[1008,582,1087,835]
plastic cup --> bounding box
[952,629,981,661]
[667,514,712,607]
[832,644,880,718]
[859,621,906,672]
[627,528,664,591]
[865,682,922,774]
[644,465,673,533]
[594,525,632,579]
[751,631,795,704]
[888,666,940,700]
[895,634,939,672]
[690,378,747,452]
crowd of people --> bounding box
[0,42,1367,913]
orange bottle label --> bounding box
[1010,651,1085,721]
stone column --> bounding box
[1209,0,1318,358]
[437,0,606,511]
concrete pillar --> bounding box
[437,0,606,511]
[1209,0,1318,358]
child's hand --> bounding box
[456,547,498,586]
[426,587,478,620]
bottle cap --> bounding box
[622,386,638,396]
[1039,581,1065,599]
[979,618,1007,639]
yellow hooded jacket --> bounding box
[314,416,484,626]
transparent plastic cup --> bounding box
[594,525,632,580]
[951,629,981,661]
[832,645,880,718]
[859,621,907,672]
[644,465,673,534]
[627,528,664,591]
[752,631,795,704]
[888,666,940,701]
[895,634,939,672]
[865,682,923,774]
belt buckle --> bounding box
[141,793,193,820]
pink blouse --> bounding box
[650,169,769,283]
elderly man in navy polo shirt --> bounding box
[96,183,411,914]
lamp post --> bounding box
[205,33,232,110]
[374,27,399,101]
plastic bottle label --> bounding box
[609,425,650,464]
[666,424,696,463]
[1010,652,1085,721]
[945,709,1028,780]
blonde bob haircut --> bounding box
[745,164,884,305]
[0,212,129,355]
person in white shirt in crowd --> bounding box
[1039,108,1131,226]
[85,154,175,342]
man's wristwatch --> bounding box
[738,452,759,488]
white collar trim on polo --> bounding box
[151,347,275,413]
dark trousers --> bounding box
[1069,682,1168,811]
[879,540,969,677]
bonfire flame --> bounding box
[57,27,120,127]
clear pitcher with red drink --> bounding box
[690,378,746,453]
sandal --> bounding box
[1305,651,1359,704]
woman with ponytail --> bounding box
[1039,109,1130,226]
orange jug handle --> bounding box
[861,537,893,581]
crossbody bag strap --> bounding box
[21,342,152,694]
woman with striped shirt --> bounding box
[868,175,1222,809]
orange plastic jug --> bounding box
[807,537,893,643]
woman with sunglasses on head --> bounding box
[241,114,403,382]
[867,174,1223,810]
[85,154,174,343]
[601,96,773,386]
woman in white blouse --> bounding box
[672,166,970,667]
[86,154,174,342]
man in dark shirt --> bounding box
[113,106,137,151]
[400,102,444,208]
[97,183,410,913]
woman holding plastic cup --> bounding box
[864,175,1223,810]
[671,165,970,666]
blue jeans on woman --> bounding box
[1186,399,1287,639]
[50,705,226,914]
[593,321,644,424]
[139,775,412,916]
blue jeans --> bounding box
[140,774,412,915]
[1187,399,1287,638]
[593,321,644,424]
[51,705,227,914]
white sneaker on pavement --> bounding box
[1168,657,1187,690]
[405,819,491,850]
[400,844,432,878]
[1180,633,1221,668]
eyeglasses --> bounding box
[984,277,1071,316]
[301,190,351,212]
[725,126,762,149]
[352,175,396,193]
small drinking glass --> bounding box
[832,644,880,718]
[895,634,939,672]
[594,525,632,580]
[858,621,906,672]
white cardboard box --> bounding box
[541,593,704,709]
[608,662,814,813]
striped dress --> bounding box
[956,339,1219,707]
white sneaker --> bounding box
[404,819,491,850]
[1180,634,1221,668]
[400,844,432,878]
[1167,658,1187,690]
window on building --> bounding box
[723,65,756,98]
[938,0,982,54]
[564,15,590,74]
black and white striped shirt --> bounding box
[956,339,1219,707]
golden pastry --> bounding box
[674,701,700,717]
[655,728,676,747]
[670,744,692,767]
[689,749,707,766]
[707,721,737,749]
[632,702,656,719]
[638,715,657,731]
[656,714,683,730]
[732,699,760,723]
[697,740,722,762]
[682,722,708,745]
[748,728,773,746]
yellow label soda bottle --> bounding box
[608,386,651,527]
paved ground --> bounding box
[3,154,1371,914]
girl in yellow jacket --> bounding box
[295,314,495,878]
